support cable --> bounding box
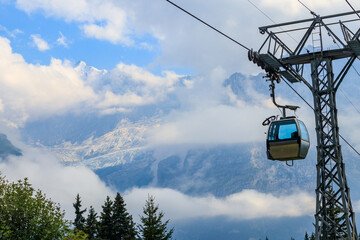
[297,0,318,16]
[345,0,360,19]
[339,83,360,115]
[248,0,300,45]
[165,0,250,51]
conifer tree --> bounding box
[310,233,315,240]
[73,193,87,231]
[138,195,174,240]
[265,237,269,240]
[112,192,137,239]
[304,232,309,240]
[85,205,98,240]
[127,215,138,240]
[98,196,114,239]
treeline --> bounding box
[0,175,174,240]
[72,193,174,240]
[263,233,315,240]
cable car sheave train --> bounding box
[266,116,310,161]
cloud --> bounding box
[124,187,315,222]
[259,0,351,16]
[147,104,274,145]
[338,106,360,150]
[0,135,115,220]
[56,32,68,47]
[16,0,131,44]
[0,37,183,126]
[0,37,96,125]
[355,200,360,213]
[145,70,315,146]
[0,24,23,38]
[30,34,50,51]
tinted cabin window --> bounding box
[268,120,298,141]
[298,120,309,142]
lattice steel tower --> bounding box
[250,11,360,239]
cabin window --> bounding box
[268,120,298,141]
[298,120,309,142]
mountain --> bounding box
[95,143,317,197]
[51,119,156,169]
[0,133,22,159]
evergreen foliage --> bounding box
[324,187,347,239]
[127,215,138,240]
[85,205,98,240]
[304,232,309,240]
[310,233,315,240]
[0,175,69,239]
[138,195,174,240]
[98,196,114,239]
[112,192,137,240]
[73,193,87,231]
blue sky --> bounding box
[0,2,163,71]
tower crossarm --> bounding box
[280,48,355,65]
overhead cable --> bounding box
[165,0,250,51]
[248,0,300,45]
[339,88,360,114]
[247,0,276,24]
[345,0,360,19]
[297,0,318,16]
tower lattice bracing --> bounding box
[311,58,356,239]
[250,12,360,239]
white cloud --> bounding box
[0,24,23,38]
[355,200,360,213]
[147,104,274,145]
[338,106,360,150]
[0,37,183,126]
[145,70,314,146]
[90,63,183,113]
[0,137,115,220]
[17,0,131,44]
[0,37,96,125]
[56,32,68,47]
[30,34,50,51]
[260,0,351,16]
[124,187,315,222]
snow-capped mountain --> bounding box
[50,119,158,169]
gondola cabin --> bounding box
[266,117,310,161]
